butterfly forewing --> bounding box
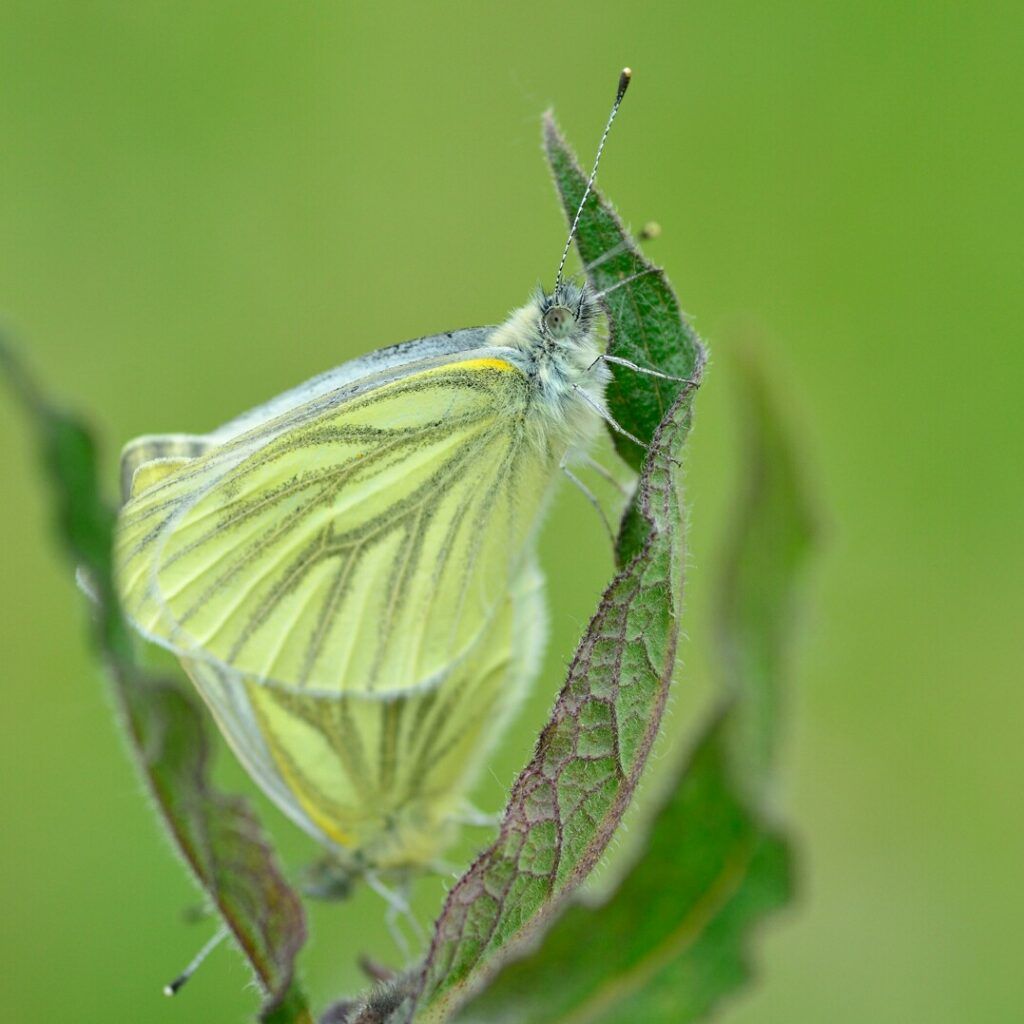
[115,355,554,702]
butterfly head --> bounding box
[537,281,600,342]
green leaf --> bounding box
[453,714,790,1024]
[451,356,815,1024]
[543,112,706,472]
[404,387,695,1023]
[717,356,817,787]
[119,675,311,1023]
[1,340,311,1024]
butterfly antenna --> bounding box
[554,67,632,294]
[163,924,228,997]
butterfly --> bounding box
[113,70,647,875]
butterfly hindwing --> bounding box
[183,556,546,863]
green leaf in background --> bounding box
[452,355,815,1024]
[543,112,706,473]
[0,340,311,1024]
[717,356,817,787]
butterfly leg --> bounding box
[571,384,650,454]
[561,457,616,544]
[589,352,700,388]
[365,871,424,961]
[450,800,502,828]
[575,378,689,469]
[576,451,632,497]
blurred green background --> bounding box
[2,3,1021,1022]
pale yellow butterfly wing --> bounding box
[185,557,545,865]
[114,353,558,864]
[116,356,553,695]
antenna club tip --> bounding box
[617,68,632,100]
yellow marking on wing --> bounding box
[423,357,517,375]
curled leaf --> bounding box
[453,355,815,1024]
[403,382,698,1021]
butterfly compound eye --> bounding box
[543,305,574,334]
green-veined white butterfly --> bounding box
[114,69,663,875]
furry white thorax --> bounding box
[489,282,611,455]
